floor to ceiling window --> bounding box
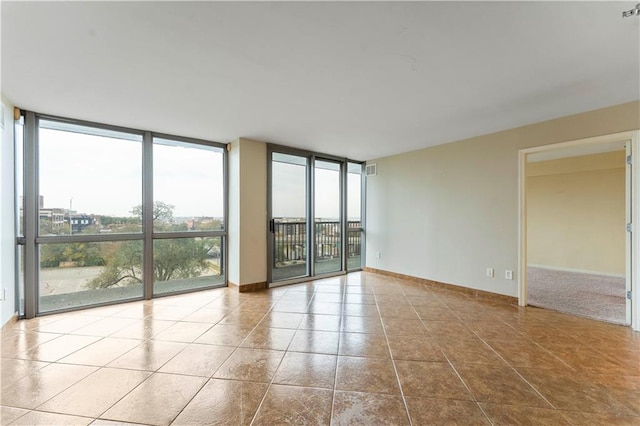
[17,112,227,318]
[314,159,342,275]
[268,146,364,285]
[270,153,309,282]
[15,115,25,316]
[36,120,144,313]
[152,137,226,295]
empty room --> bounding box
[1,2,640,425]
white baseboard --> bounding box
[527,264,625,279]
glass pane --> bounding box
[315,160,341,274]
[153,237,225,295]
[39,240,143,313]
[347,162,363,271]
[347,164,362,222]
[18,245,25,316]
[153,138,224,232]
[16,117,24,236]
[272,153,308,281]
[38,120,143,236]
[16,118,26,315]
[273,152,307,166]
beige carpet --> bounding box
[527,267,627,325]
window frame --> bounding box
[150,133,228,296]
[19,111,228,318]
[266,143,365,285]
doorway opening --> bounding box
[519,131,640,330]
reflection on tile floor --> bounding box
[1,272,639,425]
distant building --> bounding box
[39,208,65,227]
[69,214,94,233]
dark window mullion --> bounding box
[143,131,154,300]
[24,111,38,318]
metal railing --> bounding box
[273,220,362,265]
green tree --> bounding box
[87,202,214,289]
[86,241,142,289]
[41,242,104,268]
[130,201,175,227]
[153,238,214,282]
[98,215,139,227]
[199,218,223,231]
[40,243,65,268]
[39,219,66,236]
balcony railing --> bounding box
[273,220,362,266]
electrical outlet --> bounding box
[376,251,381,259]
[505,270,513,280]
[486,268,494,278]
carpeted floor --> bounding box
[528,267,628,325]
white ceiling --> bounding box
[2,2,639,161]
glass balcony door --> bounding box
[269,149,357,285]
[314,160,342,275]
[269,152,310,283]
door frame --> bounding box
[266,145,350,287]
[266,148,312,286]
[518,130,640,331]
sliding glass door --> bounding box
[314,160,342,275]
[270,153,309,282]
[268,147,363,285]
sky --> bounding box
[39,128,145,217]
[36,124,361,220]
[272,160,361,220]
[38,127,225,217]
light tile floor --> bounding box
[1,272,640,425]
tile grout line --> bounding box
[329,276,348,426]
[439,347,495,426]
[8,273,636,424]
[159,291,274,425]
[435,302,558,415]
[154,288,285,425]
[20,300,183,420]
[402,282,481,423]
[416,284,495,426]
[85,366,151,423]
[90,289,274,424]
[247,285,314,426]
[75,299,214,423]
[2,291,226,421]
[467,325,559,411]
[377,285,413,426]
[6,407,95,424]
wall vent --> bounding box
[366,163,377,176]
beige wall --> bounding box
[527,152,626,276]
[366,101,639,297]
[227,138,268,287]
